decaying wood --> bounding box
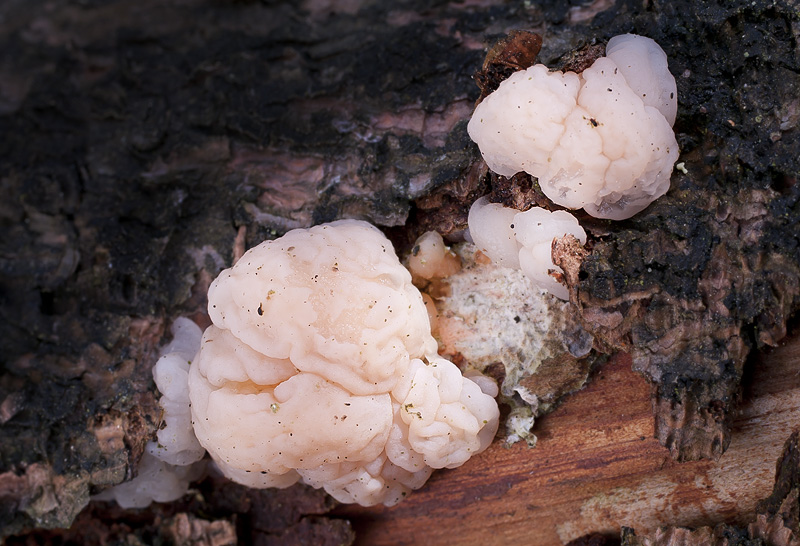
[4,477,354,546]
[338,333,800,545]
[474,30,542,101]
[622,427,800,546]
[569,185,799,462]
[429,242,598,446]
[161,513,237,546]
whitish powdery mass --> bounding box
[189,220,499,506]
[468,34,679,220]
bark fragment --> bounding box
[474,30,542,101]
[161,513,237,546]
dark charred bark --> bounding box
[552,3,800,461]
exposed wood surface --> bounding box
[337,332,800,545]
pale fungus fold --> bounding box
[94,318,207,508]
[147,317,207,466]
[468,197,587,300]
[468,34,679,220]
[188,220,499,506]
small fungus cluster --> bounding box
[468,34,678,220]
[468,197,587,300]
[95,318,206,508]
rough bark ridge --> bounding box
[552,0,800,461]
[3,477,353,546]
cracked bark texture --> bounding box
[0,0,798,540]
[549,3,800,461]
[3,477,354,546]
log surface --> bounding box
[338,332,800,545]
[1,0,799,541]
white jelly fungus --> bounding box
[468,197,587,300]
[94,318,207,508]
[468,34,679,220]
[188,219,499,506]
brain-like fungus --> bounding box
[468,34,679,220]
[188,220,499,506]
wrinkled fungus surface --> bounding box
[468,198,587,300]
[188,220,499,506]
[468,34,678,220]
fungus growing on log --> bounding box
[94,318,207,508]
[188,220,499,506]
[468,34,679,220]
[468,197,587,300]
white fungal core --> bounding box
[468,198,587,300]
[188,219,499,506]
[468,33,679,220]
